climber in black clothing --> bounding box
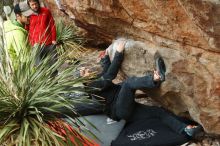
[81,41,164,121]
[80,40,202,138]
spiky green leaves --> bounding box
[56,19,86,59]
[0,40,95,145]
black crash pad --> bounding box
[112,118,189,146]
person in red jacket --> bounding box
[27,0,56,46]
[27,0,58,76]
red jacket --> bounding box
[28,7,56,46]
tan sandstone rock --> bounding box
[45,0,220,135]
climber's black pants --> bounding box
[89,51,160,120]
[128,103,188,134]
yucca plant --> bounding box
[0,34,97,145]
[56,19,86,60]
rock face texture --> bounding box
[45,0,220,135]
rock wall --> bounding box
[45,0,220,135]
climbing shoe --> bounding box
[184,125,203,138]
[154,52,166,82]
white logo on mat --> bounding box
[127,129,157,141]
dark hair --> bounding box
[14,3,22,15]
[27,0,40,6]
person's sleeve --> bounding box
[48,10,56,42]
[97,55,111,78]
[4,32,14,57]
[11,30,28,58]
